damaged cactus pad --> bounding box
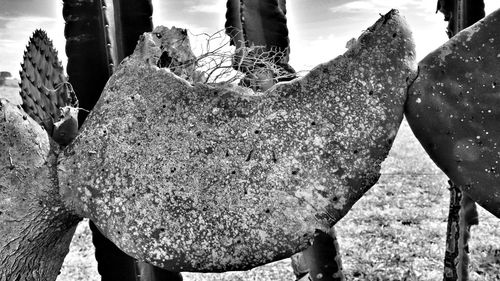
[0,100,79,280]
[406,8,500,218]
[58,10,416,271]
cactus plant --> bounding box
[405,10,500,280]
[435,2,485,280]
[0,9,417,278]
[225,1,346,279]
[0,101,80,281]
[19,29,78,143]
[63,0,153,124]
[406,7,500,221]
[225,1,344,279]
[62,1,183,281]
[56,10,415,272]
[437,0,485,38]
[3,1,500,280]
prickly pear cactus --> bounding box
[0,100,80,281]
[58,10,416,272]
[19,29,78,139]
[406,8,500,218]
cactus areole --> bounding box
[406,8,500,218]
[58,10,416,271]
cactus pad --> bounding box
[405,8,500,218]
[20,29,78,135]
[19,29,78,136]
[58,10,416,271]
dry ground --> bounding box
[1,86,499,280]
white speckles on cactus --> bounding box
[406,8,500,218]
[58,10,416,272]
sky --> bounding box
[0,0,499,78]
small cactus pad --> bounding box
[58,10,416,271]
[405,8,500,218]
[19,29,78,137]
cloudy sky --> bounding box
[1,0,499,78]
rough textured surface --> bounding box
[131,26,206,84]
[58,10,416,272]
[0,100,80,281]
[55,121,500,280]
[149,26,197,81]
[405,8,500,218]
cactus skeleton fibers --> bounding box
[225,0,295,91]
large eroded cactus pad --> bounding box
[59,10,416,271]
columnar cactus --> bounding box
[436,0,485,37]
[63,0,153,123]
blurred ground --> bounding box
[1,85,498,280]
